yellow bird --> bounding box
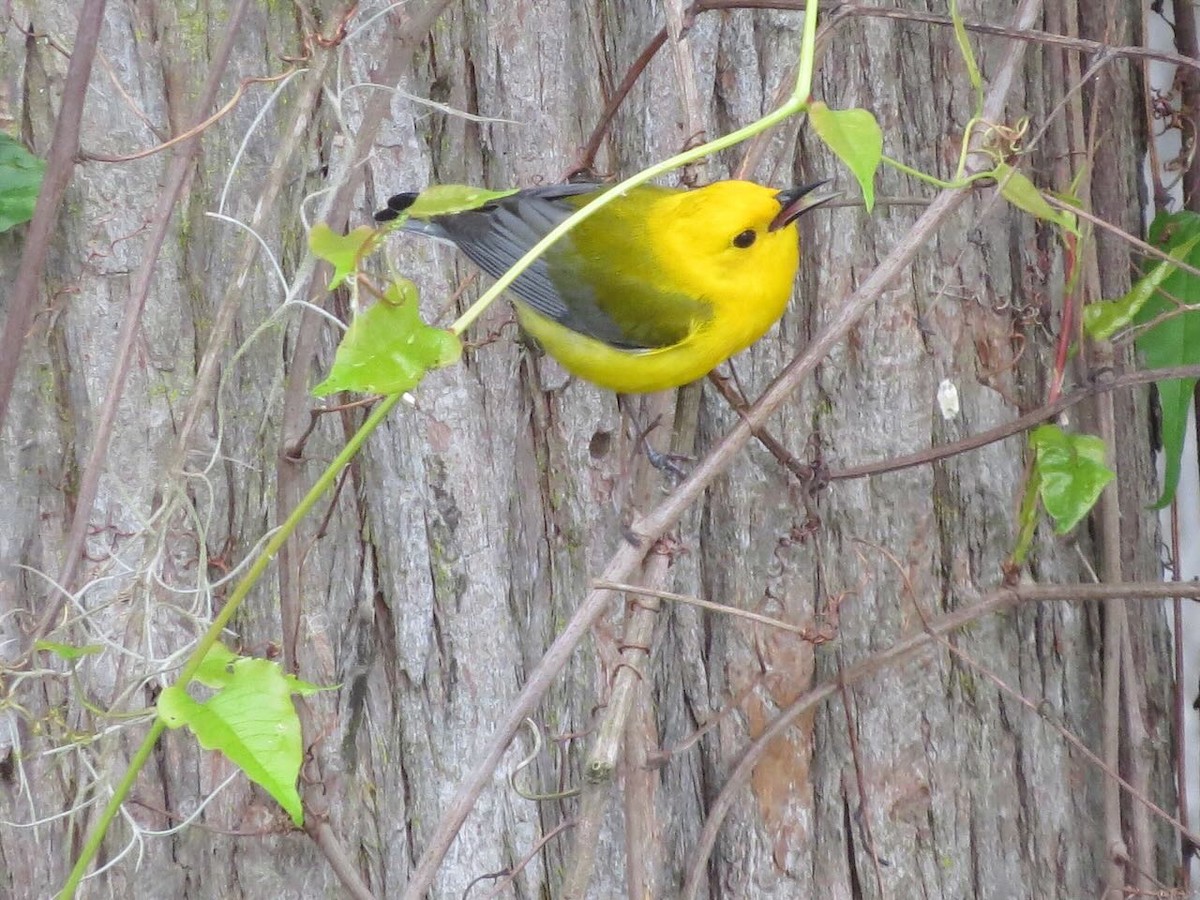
[374,180,833,393]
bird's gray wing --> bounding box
[381,184,704,349]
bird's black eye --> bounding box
[732,229,757,249]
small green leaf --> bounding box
[34,640,103,661]
[1083,231,1200,340]
[313,278,462,396]
[809,103,882,212]
[157,644,327,827]
[994,164,1077,234]
[309,224,381,290]
[405,184,518,219]
[0,134,45,232]
[1029,425,1114,534]
[949,0,983,116]
[1134,210,1200,507]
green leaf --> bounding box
[309,224,381,290]
[949,0,983,116]
[313,278,462,396]
[808,103,882,212]
[1134,211,1200,507]
[1084,231,1200,340]
[1029,425,1114,534]
[994,164,1077,234]
[405,184,518,219]
[34,640,103,661]
[0,133,45,232]
[157,644,326,827]
[193,641,239,687]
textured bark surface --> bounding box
[0,1,1178,898]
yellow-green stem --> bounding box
[60,1,826,893]
[451,0,820,337]
[882,153,994,191]
[59,393,403,897]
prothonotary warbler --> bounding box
[374,180,834,393]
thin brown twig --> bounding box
[274,5,456,900]
[621,661,658,899]
[562,392,681,897]
[475,819,577,900]
[31,0,255,634]
[827,364,1200,482]
[593,580,812,635]
[570,0,1200,176]
[91,45,168,144]
[679,578,1200,899]
[1171,0,1200,206]
[843,2,1200,72]
[306,819,376,900]
[404,1,1044,891]
[0,0,108,432]
[80,73,296,163]
[1063,9,1128,887]
[706,372,815,483]
[1111,287,1200,345]
[664,0,707,184]
[1047,195,1200,281]
[648,674,767,763]
[276,0,448,671]
[676,586,1004,899]
[938,637,1200,862]
[565,605,662,900]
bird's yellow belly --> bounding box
[515,298,784,393]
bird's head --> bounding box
[655,180,835,304]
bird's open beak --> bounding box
[769,181,840,231]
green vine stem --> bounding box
[882,152,996,190]
[59,394,403,897]
[451,0,819,336]
[60,0,824,893]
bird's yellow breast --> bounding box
[516,302,728,393]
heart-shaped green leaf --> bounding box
[1029,424,1114,534]
[809,103,881,212]
[157,644,326,827]
[313,278,462,396]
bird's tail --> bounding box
[373,196,458,246]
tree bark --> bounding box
[0,1,1178,898]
